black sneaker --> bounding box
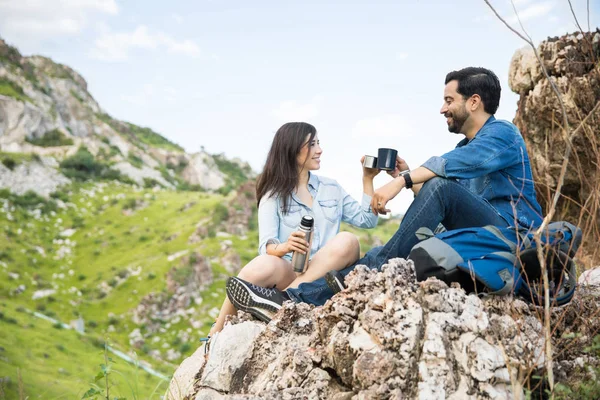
[226,277,289,323]
[325,270,346,294]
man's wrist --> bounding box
[394,175,406,190]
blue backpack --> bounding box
[408,221,582,306]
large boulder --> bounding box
[169,259,600,399]
[509,30,600,264]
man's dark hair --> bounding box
[445,67,501,115]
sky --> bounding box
[0,0,598,214]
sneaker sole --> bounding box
[226,278,280,323]
[325,271,345,294]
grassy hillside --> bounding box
[0,182,399,399]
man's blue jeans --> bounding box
[286,177,510,306]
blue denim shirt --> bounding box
[258,173,378,261]
[421,116,543,228]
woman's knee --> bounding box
[238,254,281,281]
[333,232,360,256]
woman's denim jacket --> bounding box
[258,173,378,261]
[421,116,543,228]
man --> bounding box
[225,67,544,322]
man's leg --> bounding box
[287,177,508,305]
[368,177,508,269]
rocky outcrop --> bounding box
[168,259,600,399]
[133,253,213,329]
[0,38,255,194]
[0,156,70,197]
[182,152,226,191]
[509,30,600,263]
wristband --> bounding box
[400,170,413,189]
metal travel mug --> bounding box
[377,148,398,171]
[363,155,378,169]
[291,215,314,273]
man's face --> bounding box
[440,80,469,134]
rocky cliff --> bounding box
[0,38,254,195]
[509,30,600,264]
[167,259,600,399]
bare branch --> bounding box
[568,0,585,34]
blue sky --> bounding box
[1,0,598,214]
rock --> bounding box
[0,159,70,198]
[508,46,542,93]
[169,259,600,399]
[510,29,600,265]
[182,151,226,191]
[578,268,600,287]
[165,344,207,400]
[200,321,264,391]
[113,161,173,189]
[32,289,56,300]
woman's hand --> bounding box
[360,156,381,180]
[387,156,410,178]
[371,178,404,215]
[283,231,310,254]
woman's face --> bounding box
[297,134,322,172]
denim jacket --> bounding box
[258,173,378,261]
[421,116,543,228]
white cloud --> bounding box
[0,0,118,42]
[89,25,201,61]
[272,96,323,122]
[396,52,409,61]
[352,115,415,139]
[508,2,555,24]
[120,83,179,105]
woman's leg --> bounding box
[210,254,295,334]
[286,231,360,289]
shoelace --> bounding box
[250,283,276,298]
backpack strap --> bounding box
[483,226,517,251]
[415,227,435,240]
[483,225,532,250]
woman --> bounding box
[206,122,380,340]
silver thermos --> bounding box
[291,215,314,273]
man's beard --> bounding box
[446,105,469,133]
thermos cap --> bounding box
[300,215,314,228]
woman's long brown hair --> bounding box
[256,122,316,213]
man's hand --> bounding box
[371,178,404,215]
[387,156,410,178]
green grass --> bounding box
[0,78,32,103]
[0,180,398,398]
[0,305,166,399]
[96,113,184,153]
[25,129,74,147]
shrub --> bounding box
[1,156,17,170]
[179,343,192,353]
[59,147,105,180]
[143,178,162,188]
[10,190,46,208]
[128,153,144,168]
[25,129,74,147]
[0,78,31,103]
[50,189,69,202]
[212,203,229,224]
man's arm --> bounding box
[371,167,436,215]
